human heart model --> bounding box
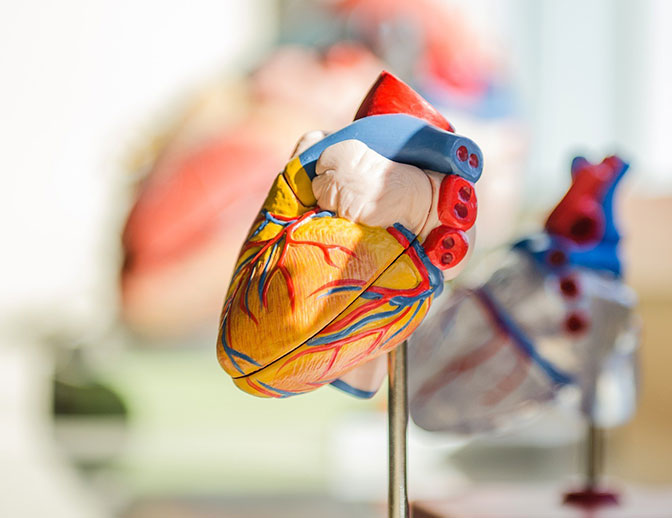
[408,155,639,433]
[217,72,484,397]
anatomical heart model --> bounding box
[408,155,639,506]
[408,155,638,433]
[216,71,484,398]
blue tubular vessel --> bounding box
[297,114,483,183]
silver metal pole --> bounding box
[586,422,603,489]
[388,341,409,518]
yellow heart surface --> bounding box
[217,157,443,397]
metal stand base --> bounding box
[563,421,620,508]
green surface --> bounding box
[94,347,383,496]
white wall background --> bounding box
[459,0,672,204]
[0,0,275,328]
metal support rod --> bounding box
[586,422,604,489]
[388,341,409,518]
